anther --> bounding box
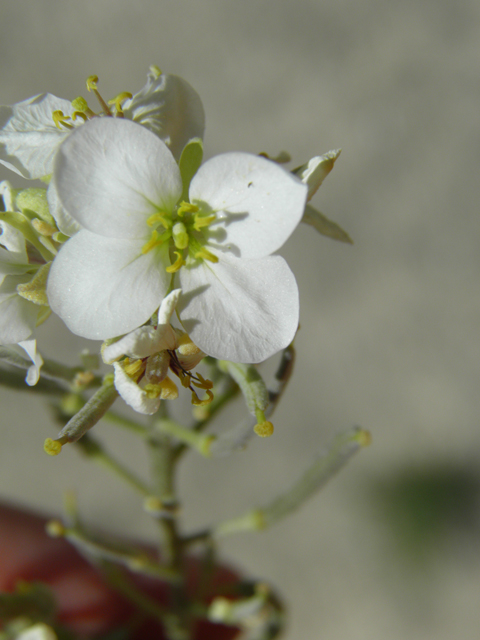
[141,230,163,255]
[176,201,199,217]
[123,358,146,381]
[108,92,133,117]
[71,96,95,118]
[147,212,171,228]
[166,250,186,273]
[193,213,216,231]
[194,247,219,263]
[31,218,56,237]
[52,110,73,130]
[86,75,112,116]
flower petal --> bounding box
[177,253,299,363]
[122,68,205,161]
[54,117,183,239]
[189,152,307,259]
[18,339,44,386]
[113,362,161,415]
[0,275,39,344]
[47,180,82,237]
[293,149,341,200]
[47,230,170,340]
[0,94,74,179]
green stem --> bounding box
[75,435,151,497]
[147,416,191,639]
[49,521,181,582]
[213,427,370,538]
[102,410,150,436]
[157,419,215,457]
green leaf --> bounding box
[301,204,353,244]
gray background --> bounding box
[1,1,480,638]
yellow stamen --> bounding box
[192,372,213,391]
[142,230,163,254]
[193,213,216,231]
[86,75,99,92]
[72,111,88,122]
[177,201,199,217]
[166,250,186,273]
[71,96,88,111]
[159,377,179,399]
[194,247,219,263]
[86,75,112,116]
[31,218,56,237]
[124,358,146,381]
[191,388,214,406]
[52,110,73,130]
[108,91,133,116]
[147,212,171,228]
[150,64,163,78]
[144,377,179,400]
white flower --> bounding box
[103,290,205,414]
[0,93,77,179]
[0,217,40,345]
[0,66,204,181]
[121,65,205,161]
[0,184,51,345]
[47,116,307,363]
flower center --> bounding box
[142,200,219,273]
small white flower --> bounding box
[0,184,51,346]
[47,116,307,363]
[0,66,204,181]
[0,93,77,179]
[103,290,205,414]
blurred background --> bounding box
[1,0,480,638]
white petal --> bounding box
[294,149,341,200]
[0,275,39,344]
[47,230,170,340]
[47,180,81,237]
[102,324,176,362]
[0,94,74,179]
[18,339,44,385]
[177,254,299,363]
[103,289,181,362]
[157,288,181,325]
[0,218,28,256]
[54,118,183,239]
[123,69,205,160]
[189,152,307,259]
[113,361,161,415]
[0,247,29,283]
